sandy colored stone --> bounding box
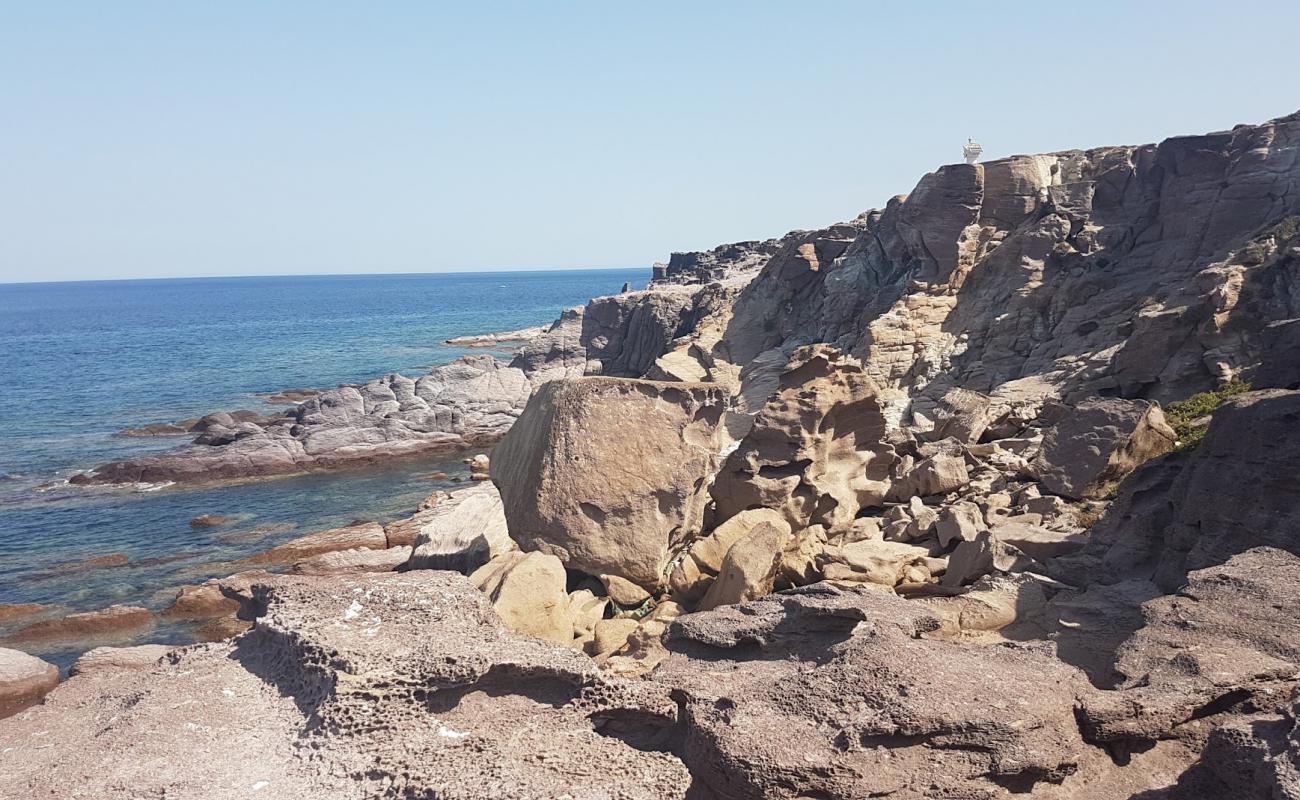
[491,377,729,591]
[698,522,791,611]
[470,551,574,645]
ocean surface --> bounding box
[0,269,643,668]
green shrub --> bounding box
[1164,379,1251,448]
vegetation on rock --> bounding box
[1165,380,1251,448]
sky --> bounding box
[1,2,1297,283]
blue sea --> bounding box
[0,269,642,668]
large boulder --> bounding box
[491,377,729,590]
[403,483,514,573]
[1030,397,1176,500]
[0,648,59,718]
[711,346,896,534]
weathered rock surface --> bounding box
[0,572,692,799]
[403,482,514,573]
[0,647,59,718]
[661,584,1103,799]
[1068,389,1300,590]
[3,605,154,648]
[469,551,574,646]
[242,521,387,565]
[492,377,729,590]
[1030,397,1176,500]
[711,346,895,533]
[290,546,408,575]
[76,356,533,484]
[70,644,173,677]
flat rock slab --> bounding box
[0,647,59,719]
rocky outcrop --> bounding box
[241,521,388,565]
[711,346,896,533]
[491,377,729,591]
[1065,388,1300,590]
[3,605,154,649]
[403,482,514,573]
[0,647,59,718]
[1030,397,1176,499]
[75,356,533,484]
[0,572,692,799]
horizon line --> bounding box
[0,264,651,288]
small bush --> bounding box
[1164,379,1251,448]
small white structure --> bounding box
[963,138,983,165]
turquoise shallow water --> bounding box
[0,269,642,667]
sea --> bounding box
[0,269,643,668]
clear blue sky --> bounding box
[2,1,1297,283]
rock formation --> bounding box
[12,110,1300,798]
[491,377,729,591]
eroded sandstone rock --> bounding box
[403,482,513,573]
[470,551,574,646]
[491,377,729,590]
[711,346,896,534]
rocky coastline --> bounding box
[4,110,1300,798]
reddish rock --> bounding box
[241,522,387,566]
[0,647,59,718]
[4,605,154,646]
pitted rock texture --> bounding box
[0,572,691,800]
[491,377,730,591]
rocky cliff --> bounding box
[11,110,1300,799]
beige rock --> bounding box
[891,452,970,500]
[991,521,1087,562]
[941,532,1032,587]
[841,516,883,544]
[935,501,987,548]
[778,525,829,587]
[698,522,791,610]
[404,483,514,574]
[711,346,896,534]
[591,618,640,656]
[382,491,449,548]
[568,589,609,646]
[822,539,930,587]
[600,574,651,608]
[691,508,791,576]
[70,644,173,677]
[4,605,154,647]
[162,570,275,619]
[491,377,729,591]
[903,496,939,540]
[0,647,59,718]
[292,546,408,575]
[919,575,1048,634]
[667,554,707,605]
[470,551,574,646]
